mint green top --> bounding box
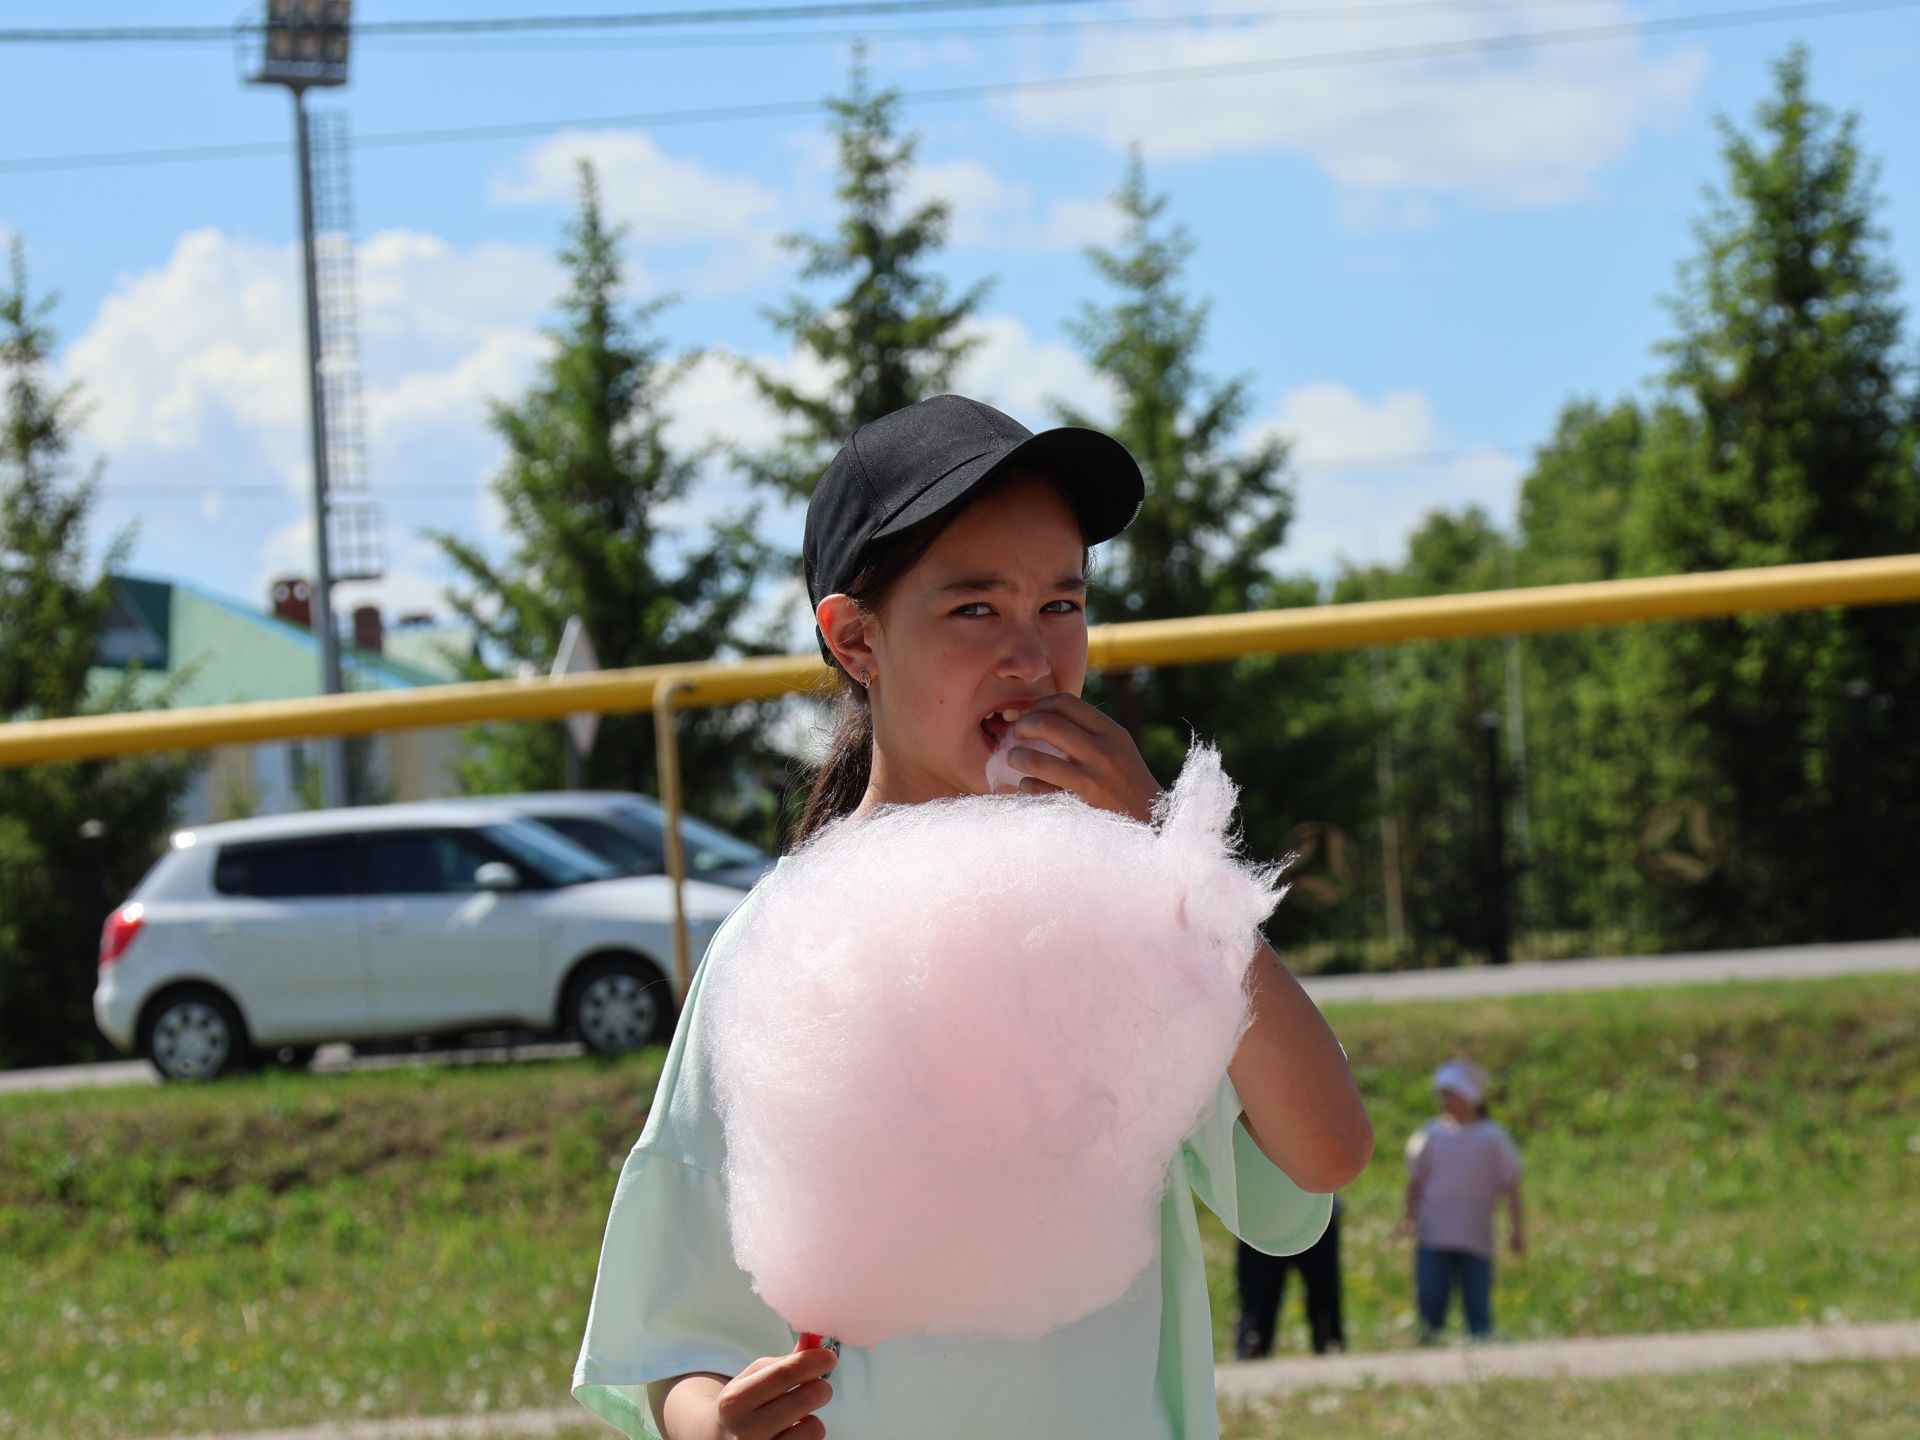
[573,868,1331,1440]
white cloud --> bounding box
[59,226,563,617]
[905,159,1122,253]
[491,129,785,294]
[1003,1,1707,208]
[1251,382,1523,572]
[65,227,555,467]
[65,228,308,464]
[954,313,1116,424]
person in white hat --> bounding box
[1398,1057,1526,1343]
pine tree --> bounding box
[1622,48,1920,944]
[429,165,779,835]
[741,54,990,502]
[1063,152,1373,944]
[0,241,197,1066]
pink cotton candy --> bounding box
[984,729,1068,793]
[702,744,1284,1346]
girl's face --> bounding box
[839,473,1089,806]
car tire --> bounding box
[565,955,670,1054]
[141,985,251,1082]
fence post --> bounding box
[653,678,697,1004]
[1478,711,1511,966]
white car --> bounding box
[93,803,745,1081]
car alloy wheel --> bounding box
[576,968,662,1053]
[149,998,236,1080]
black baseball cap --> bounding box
[803,394,1144,654]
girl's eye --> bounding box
[950,600,1082,618]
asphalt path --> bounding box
[5,937,1915,1097]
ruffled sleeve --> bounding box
[571,889,793,1440]
[1182,1071,1332,1257]
[571,1148,792,1439]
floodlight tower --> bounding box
[244,1,357,809]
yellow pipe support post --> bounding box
[3,553,1920,770]
[653,677,697,1005]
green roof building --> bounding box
[90,573,478,823]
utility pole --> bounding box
[244,1,358,809]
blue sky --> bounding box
[4,0,1918,645]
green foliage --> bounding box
[1334,510,1510,964]
[740,53,991,503]
[1342,52,1920,961]
[428,165,781,835]
[1616,47,1920,945]
[0,240,197,1067]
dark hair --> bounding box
[792,469,1090,847]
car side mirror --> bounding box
[475,861,522,892]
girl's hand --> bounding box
[1005,694,1161,824]
[1396,1216,1418,1241]
[1509,1229,1527,1258]
[708,1348,836,1440]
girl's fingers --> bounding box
[1026,692,1114,739]
[717,1352,836,1430]
[1016,776,1065,795]
[746,1378,834,1440]
[1010,707,1100,759]
[1007,745,1078,790]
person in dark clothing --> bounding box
[1234,1194,1346,1358]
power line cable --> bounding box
[4,0,1914,176]
[0,0,1109,45]
[351,0,1695,53]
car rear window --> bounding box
[213,837,357,898]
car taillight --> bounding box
[99,903,145,968]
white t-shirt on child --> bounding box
[1404,1117,1522,1260]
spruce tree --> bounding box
[1623,48,1920,944]
[0,241,197,1066]
[741,54,990,502]
[430,164,779,835]
[1063,152,1372,943]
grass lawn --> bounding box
[1217,1358,1920,1439]
[2,973,1915,1438]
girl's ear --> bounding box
[816,594,875,680]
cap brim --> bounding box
[872,426,1143,545]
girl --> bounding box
[1399,1057,1526,1344]
[573,394,1374,1440]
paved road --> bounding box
[149,1320,1920,1440]
[1298,936,1920,1005]
[6,938,1916,1098]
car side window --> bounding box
[213,837,356,898]
[540,815,664,876]
[361,830,503,896]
